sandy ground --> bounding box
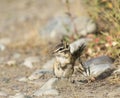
[0,0,120,98]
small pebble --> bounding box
[0,91,8,97]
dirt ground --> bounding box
[0,0,120,98]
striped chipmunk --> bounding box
[53,40,85,79]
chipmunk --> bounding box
[53,41,114,82]
[53,40,85,79]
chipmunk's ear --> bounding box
[61,39,69,49]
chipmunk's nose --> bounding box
[52,50,58,55]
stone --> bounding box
[28,69,53,80]
[0,44,5,51]
[22,56,40,68]
[0,38,11,51]
[81,55,114,78]
[33,78,59,96]
[9,93,32,98]
[74,17,96,35]
[39,15,96,40]
[17,77,28,82]
[40,78,58,89]
[28,58,54,80]
[34,89,59,96]
[6,60,16,66]
[13,53,21,59]
[0,38,11,45]
[0,91,7,97]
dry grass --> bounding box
[62,0,120,67]
[82,0,120,59]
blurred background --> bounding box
[0,0,120,97]
[0,0,86,40]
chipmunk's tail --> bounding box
[72,44,86,61]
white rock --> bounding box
[0,44,5,51]
[23,56,40,68]
[86,20,97,34]
[13,53,21,59]
[34,89,59,96]
[9,93,31,98]
[17,77,28,82]
[33,78,59,96]
[25,56,40,63]
[23,61,33,68]
[40,78,58,89]
[74,17,97,35]
[9,93,24,98]
[0,91,7,96]
[7,60,16,66]
[28,69,53,80]
[0,38,11,45]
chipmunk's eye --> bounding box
[59,47,64,51]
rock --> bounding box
[69,38,91,54]
[42,58,55,70]
[39,15,96,40]
[0,44,5,51]
[74,17,96,35]
[40,15,70,39]
[28,58,54,80]
[0,38,11,45]
[28,69,53,80]
[33,78,59,96]
[0,38,11,51]
[81,55,114,78]
[39,78,58,89]
[22,56,40,68]
[17,77,28,82]
[9,93,24,98]
[9,93,32,98]
[0,91,7,97]
[13,53,21,59]
[6,60,16,66]
[34,89,59,97]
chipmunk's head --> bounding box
[53,41,71,58]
